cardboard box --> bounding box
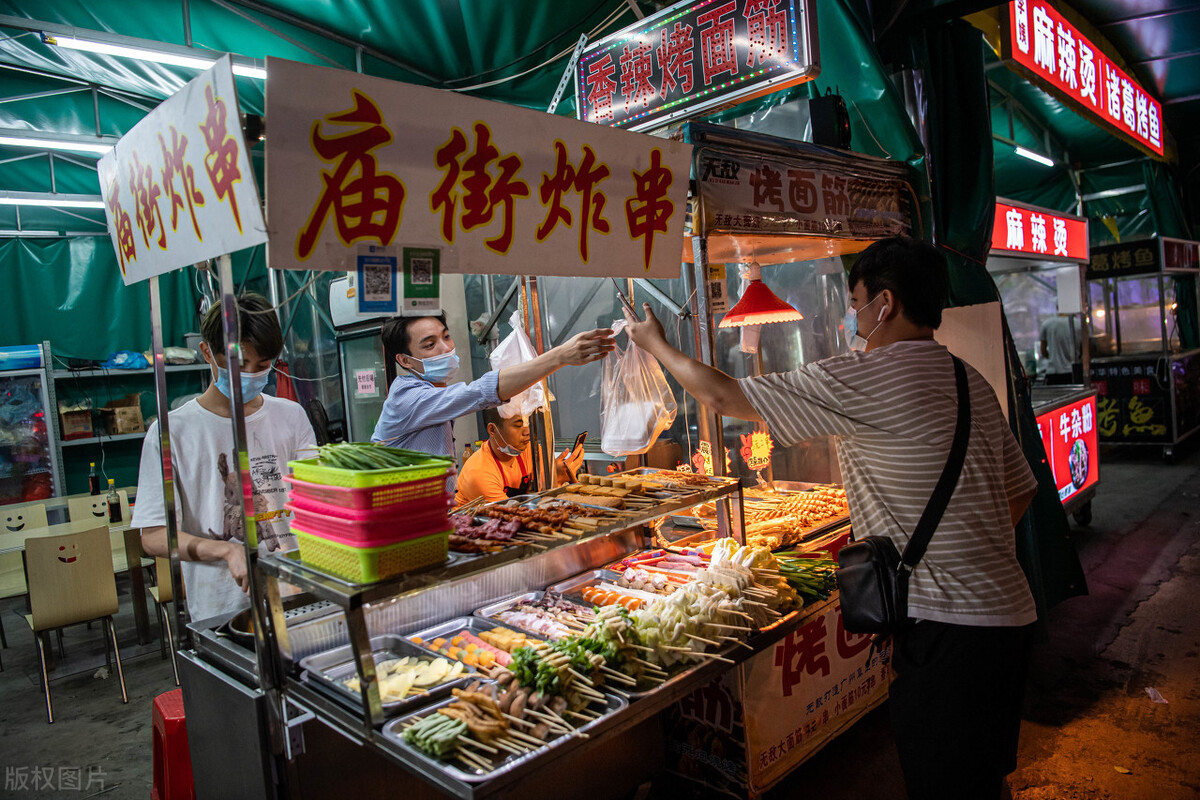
[100,394,145,435]
[59,402,94,441]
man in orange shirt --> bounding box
[454,409,582,505]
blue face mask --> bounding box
[214,365,272,402]
[412,349,460,383]
[843,293,887,352]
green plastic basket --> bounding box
[288,455,452,488]
[293,527,449,583]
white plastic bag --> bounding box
[600,320,677,456]
[489,310,547,418]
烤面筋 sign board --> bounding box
[97,56,267,285]
[266,58,692,279]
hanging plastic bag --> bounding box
[489,310,548,418]
[600,320,677,456]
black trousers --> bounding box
[889,621,1033,800]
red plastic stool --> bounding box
[152,689,195,800]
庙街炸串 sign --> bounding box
[990,199,1088,261]
[266,58,691,279]
[97,56,266,285]
[1004,0,1163,156]
[576,0,818,132]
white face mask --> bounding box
[844,293,888,352]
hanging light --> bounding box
[717,262,803,328]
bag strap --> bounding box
[899,356,971,571]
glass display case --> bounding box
[0,344,61,505]
[1086,237,1200,459]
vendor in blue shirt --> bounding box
[372,313,612,488]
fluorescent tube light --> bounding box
[47,35,265,80]
[0,197,105,209]
[0,135,113,155]
[1014,146,1055,167]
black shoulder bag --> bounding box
[836,356,971,636]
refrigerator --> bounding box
[0,345,62,504]
[330,276,392,443]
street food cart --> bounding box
[987,198,1099,522]
[1086,237,1200,461]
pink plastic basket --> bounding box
[284,473,448,511]
[286,495,448,546]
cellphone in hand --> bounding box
[610,278,637,316]
[572,430,588,453]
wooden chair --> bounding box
[68,491,130,526]
[150,557,184,686]
[23,526,129,723]
[1,502,49,655]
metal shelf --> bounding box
[61,432,146,447]
[52,363,210,379]
[259,476,743,607]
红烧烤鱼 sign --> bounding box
[576,0,818,132]
[266,58,691,279]
[1004,0,1163,156]
[990,199,1088,261]
[97,56,267,285]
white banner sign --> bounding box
[743,606,891,792]
[265,58,692,278]
[97,56,267,285]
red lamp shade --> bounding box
[718,277,803,328]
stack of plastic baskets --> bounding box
[285,454,453,583]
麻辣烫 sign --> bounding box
[266,58,691,279]
[97,56,267,285]
[990,198,1088,261]
[575,0,819,132]
[1034,393,1099,502]
[1003,0,1163,157]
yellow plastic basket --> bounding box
[293,527,449,583]
[288,456,452,488]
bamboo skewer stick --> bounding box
[687,633,722,647]
[457,736,498,754]
[705,622,753,632]
[456,749,492,771]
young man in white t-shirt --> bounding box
[133,293,316,621]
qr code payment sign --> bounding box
[361,262,393,301]
[410,258,433,285]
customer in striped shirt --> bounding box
[623,236,1039,800]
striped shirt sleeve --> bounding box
[1002,425,1039,502]
[738,364,860,446]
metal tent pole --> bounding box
[148,273,188,656]
[215,253,288,760]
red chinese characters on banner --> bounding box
[991,200,1088,260]
[744,0,788,67]
[625,149,675,270]
[297,90,406,260]
[585,54,619,124]
[432,122,530,256]
[1008,0,1162,155]
[198,84,244,233]
[158,126,206,240]
[698,2,739,86]
[657,22,695,95]
[536,141,611,262]
[105,177,137,275]
[773,616,832,697]
[750,164,784,212]
[619,42,655,114]
[128,151,167,250]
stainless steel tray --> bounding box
[407,616,545,667]
[546,569,620,596]
[380,690,626,783]
[298,634,475,716]
[473,591,594,642]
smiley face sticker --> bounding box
[58,543,79,564]
[4,513,26,531]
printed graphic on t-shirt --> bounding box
[210,451,290,551]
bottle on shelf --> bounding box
[106,479,122,524]
[88,462,101,495]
